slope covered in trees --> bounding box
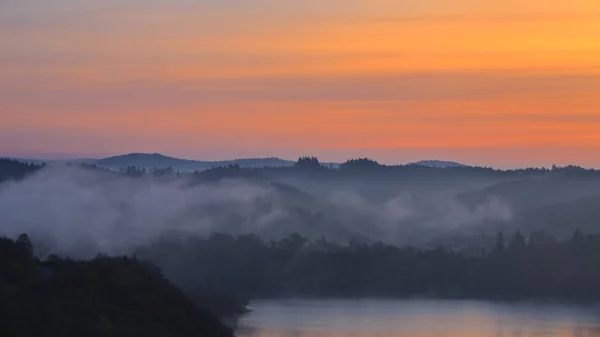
[137,231,600,302]
[0,159,42,183]
[0,235,234,337]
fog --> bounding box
[0,165,517,257]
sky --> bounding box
[1,0,599,168]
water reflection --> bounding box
[236,299,600,337]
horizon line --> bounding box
[1,152,591,171]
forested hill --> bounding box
[0,159,42,183]
[3,156,600,249]
[95,153,298,171]
[0,235,234,337]
[137,230,600,302]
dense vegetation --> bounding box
[0,159,42,183]
[4,155,600,181]
[3,156,600,306]
[0,235,234,337]
[98,156,600,181]
[138,230,600,302]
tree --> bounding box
[528,231,557,247]
[509,231,526,251]
[294,157,322,170]
[339,158,381,172]
[16,233,34,258]
[494,232,506,252]
[571,229,585,246]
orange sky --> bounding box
[1,0,599,167]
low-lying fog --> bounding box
[1,164,599,257]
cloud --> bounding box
[0,165,514,257]
[0,166,279,256]
[327,189,512,243]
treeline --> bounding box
[0,159,42,183]
[189,158,600,183]
[0,235,236,337]
[3,156,599,181]
[137,231,600,301]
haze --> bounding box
[2,160,600,258]
[3,2,600,337]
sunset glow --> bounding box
[2,0,599,167]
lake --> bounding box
[235,299,600,337]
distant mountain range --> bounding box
[2,153,299,172]
[94,153,298,171]
[410,160,468,168]
[2,153,467,172]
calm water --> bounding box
[236,299,600,337]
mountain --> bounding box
[410,160,467,168]
[94,153,296,172]
[95,153,205,171]
[2,153,328,172]
[3,155,474,171]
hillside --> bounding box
[95,153,207,171]
[3,155,475,171]
[0,235,233,337]
[411,160,467,168]
[96,153,297,172]
[0,159,43,183]
[2,153,299,172]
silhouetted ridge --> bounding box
[294,156,325,170]
[411,160,467,168]
[340,158,382,172]
[0,159,43,183]
[0,234,234,337]
[95,153,297,172]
